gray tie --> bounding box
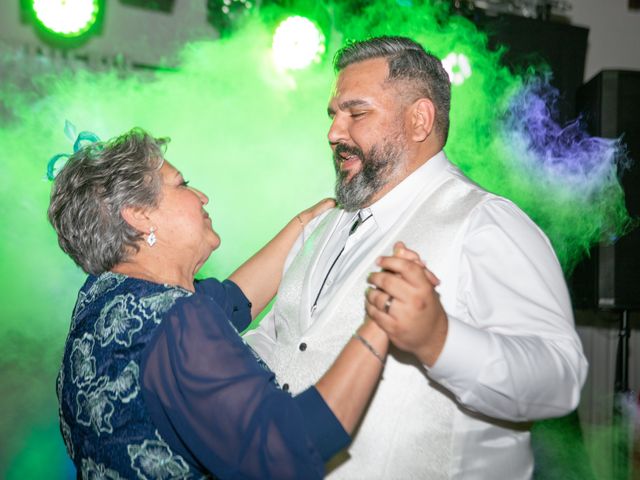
[311,211,372,314]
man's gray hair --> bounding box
[334,36,451,145]
[48,128,167,275]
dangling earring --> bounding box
[146,227,157,247]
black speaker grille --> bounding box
[571,70,640,310]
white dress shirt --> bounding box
[246,152,588,478]
[308,157,439,319]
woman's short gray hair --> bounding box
[48,128,168,275]
[334,36,451,145]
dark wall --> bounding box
[469,10,589,122]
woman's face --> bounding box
[148,161,220,266]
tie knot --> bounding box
[349,210,372,236]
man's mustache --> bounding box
[333,143,365,164]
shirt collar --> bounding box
[367,150,449,231]
[335,150,450,233]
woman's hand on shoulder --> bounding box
[296,198,336,227]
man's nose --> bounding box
[327,115,347,146]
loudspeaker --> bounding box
[570,70,640,310]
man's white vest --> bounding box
[268,171,487,478]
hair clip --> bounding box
[46,120,101,180]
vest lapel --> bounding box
[296,208,345,331]
[307,174,455,334]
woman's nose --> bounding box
[193,187,208,205]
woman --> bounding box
[49,127,390,479]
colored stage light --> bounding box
[272,16,326,71]
[442,52,472,86]
[31,0,101,37]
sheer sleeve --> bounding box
[140,293,349,479]
[195,278,252,332]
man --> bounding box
[245,36,587,479]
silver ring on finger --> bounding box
[383,295,393,314]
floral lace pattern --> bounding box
[140,290,191,324]
[73,272,126,322]
[95,294,144,348]
[70,333,96,386]
[57,368,75,459]
[81,457,125,480]
[128,431,192,480]
[58,273,202,478]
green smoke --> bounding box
[0,1,630,477]
[0,21,337,477]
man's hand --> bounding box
[365,242,448,367]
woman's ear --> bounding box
[121,205,151,232]
[410,98,436,143]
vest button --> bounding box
[282,383,290,391]
[299,342,307,351]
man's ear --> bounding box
[121,205,151,233]
[410,98,436,143]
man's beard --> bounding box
[333,137,406,212]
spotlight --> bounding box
[271,16,325,71]
[21,0,105,48]
[442,52,472,85]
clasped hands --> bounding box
[365,242,448,367]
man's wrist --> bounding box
[417,311,449,367]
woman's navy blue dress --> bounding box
[57,272,348,479]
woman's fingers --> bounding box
[392,242,426,268]
[367,271,415,303]
[366,285,397,313]
[387,243,438,284]
[365,243,448,365]
[374,256,437,290]
[297,198,336,226]
[364,293,396,331]
[309,198,336,216]
[423,267,440,286]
